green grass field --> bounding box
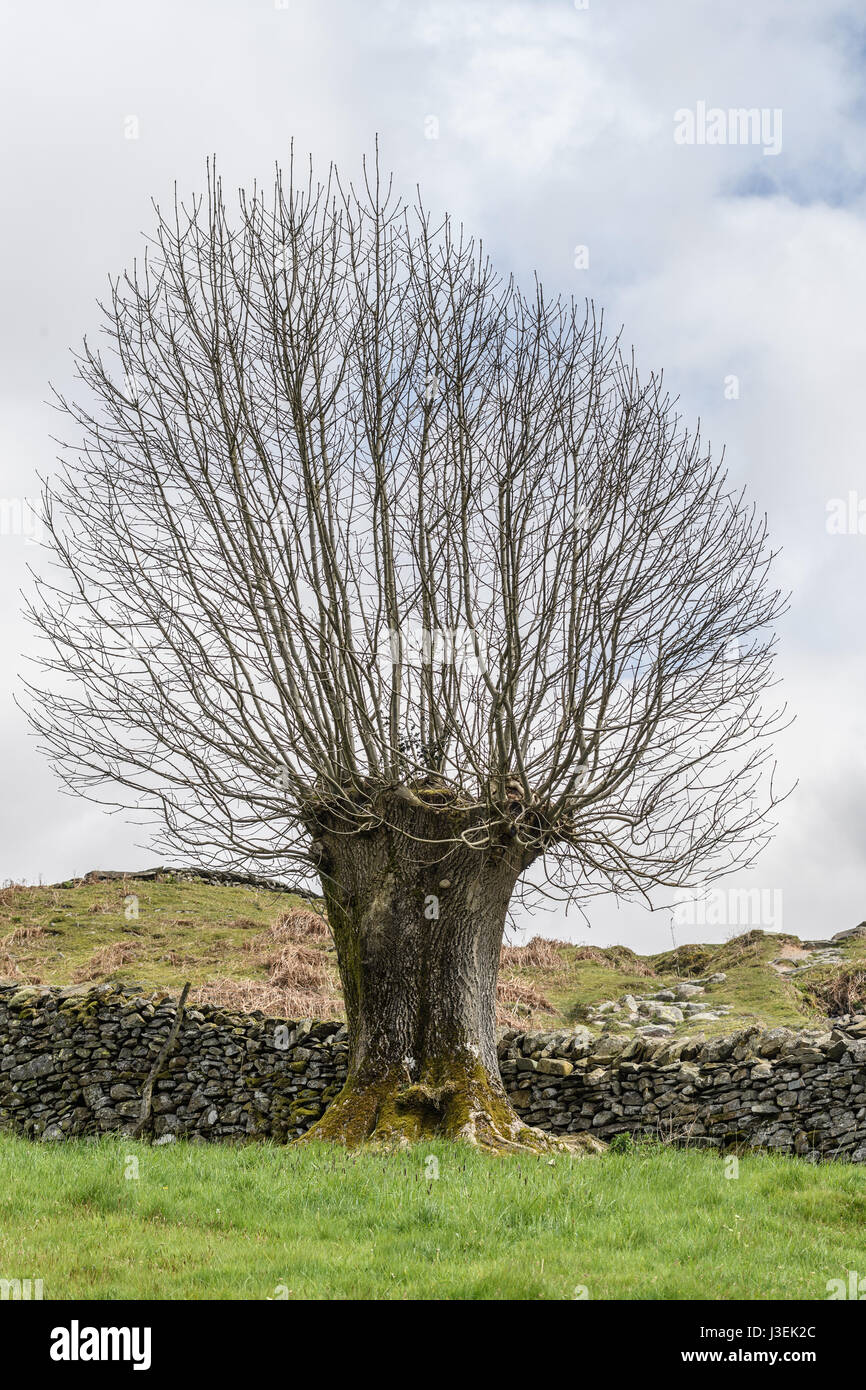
[1,1134,863,1300]
[3,881,864,1301]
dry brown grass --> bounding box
[189,977,342,1020]
[0,884,63,911]
[0,949,21,979]
[0,883,30,909]
[495,1007,526,1029]
[499,936,565,970]
[805,967,866,1018]
[267,942,334,992]
[0,884,63,918]
[72,942,140,982]
[242,909,331,957]
[272,907,331,942]
[221,907,341,1016]
[0,924,46,948]
[496,973,556,1014]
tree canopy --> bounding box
[25,153,788,911]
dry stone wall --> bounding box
[2,981,866,1160]
[499,1022,866,1160]
[0,982,347,1144]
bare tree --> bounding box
[23,152,788,1148]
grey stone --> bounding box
[1,980,864,1165]
[9,1053,55,1082]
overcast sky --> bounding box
[1,0,864,950]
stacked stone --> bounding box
[583,976,733,1036]
[3,981,866,1161]
[0,982,348,1143]
[497,1019,866,1160]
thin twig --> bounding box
[132,981,191,1141]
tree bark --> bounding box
[297,793,549,1150]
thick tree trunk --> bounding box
[297,793,550,1150]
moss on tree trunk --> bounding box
[296,793,552,1151]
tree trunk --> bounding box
[297,793,550,1151]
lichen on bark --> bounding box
[294,787,555,1152]
[299,1055,556,1152]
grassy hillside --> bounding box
[1,872,864,1037]
[0,875,341,1021]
